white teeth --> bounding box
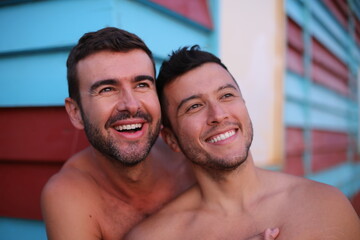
[115,123,142,131]
[208,130,235,143]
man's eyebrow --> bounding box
[90,79,117,93]
[177,94,201,112]
[134,75,155,83]
[218,83,238,91]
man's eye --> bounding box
[99,87,115,94]
[137,82,150,88]
[221,93,234,99]
[186,103,202,112]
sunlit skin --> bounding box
[124,62,360,240]
[163,63,253,175]
[41,49,195,240]
[74,49,161,166]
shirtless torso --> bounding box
[41,138,195,240]
[125,166,360,240]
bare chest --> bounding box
[96,186,181,239]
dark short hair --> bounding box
[156,45,231,128]
[66,27,155,105]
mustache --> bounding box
[105,110,152,128]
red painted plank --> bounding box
[286,17,304,75]
[312,130,349,152]
[0,162,62,220]
[312,38,348,80]
[286,46,304,75]
[284,128,305,176]
[287,17,304,52]
[0,107,88,162]
[311,63,349,95]
[322,0,348,29]
[149,0,212,29]
[285,127,305,156]
[311,130,349,172]
[311,151,347,172]
[351,190,360,217]
[283,155,305,176]
[0,107,88,219]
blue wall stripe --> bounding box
[0,218,46,240]
[286,0,349,64]
[285,100,307,127]
[0,0,114,54]
[285,71,357,132]
[286,0,305,27]
[0,51,69,107]
[0,0,216,107]
[310,0,348,49]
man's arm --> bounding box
[41,175,101,240]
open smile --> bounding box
[114,123,143,132]
[206,129,236,143]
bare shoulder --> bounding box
[262,170,360,239]
[41,148,101,239]
[125,186,200,240]
[42,149,95,203]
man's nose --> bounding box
[207,102,229,125]
[116,90,141,115]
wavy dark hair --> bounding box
[66,27,155,105]
[156,45,232,128]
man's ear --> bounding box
[161,127,181,152]
[65,97,84,130]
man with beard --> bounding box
[40,27,196,240]
[41,28,279,240]
[124,46,360,240]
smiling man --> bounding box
[41,27,195,240]
[125,46,360,240]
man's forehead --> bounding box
[167,65,237,93]
[77,50,154,82]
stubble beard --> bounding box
[81,110,161,167]
[177,121,253,173]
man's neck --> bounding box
[88,147,160,199]
[193,153,264,213]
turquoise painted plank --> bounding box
[349,38,360,69]
[310,19,348,63]
[285,71,307,101]
[115,0,213,60]
[0,218,46,240]
[286,0,304,26]
[0,51,69,106]
[310,107,349,131]
[285,71,356,132]
[309,0,348,48]
[284,100,306,127]
[286,0,349,64]
[349,0,360,20]
[208,0,219,55]
[310,84,355,117]
[307,162,360,198]
[0,0,114,53]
